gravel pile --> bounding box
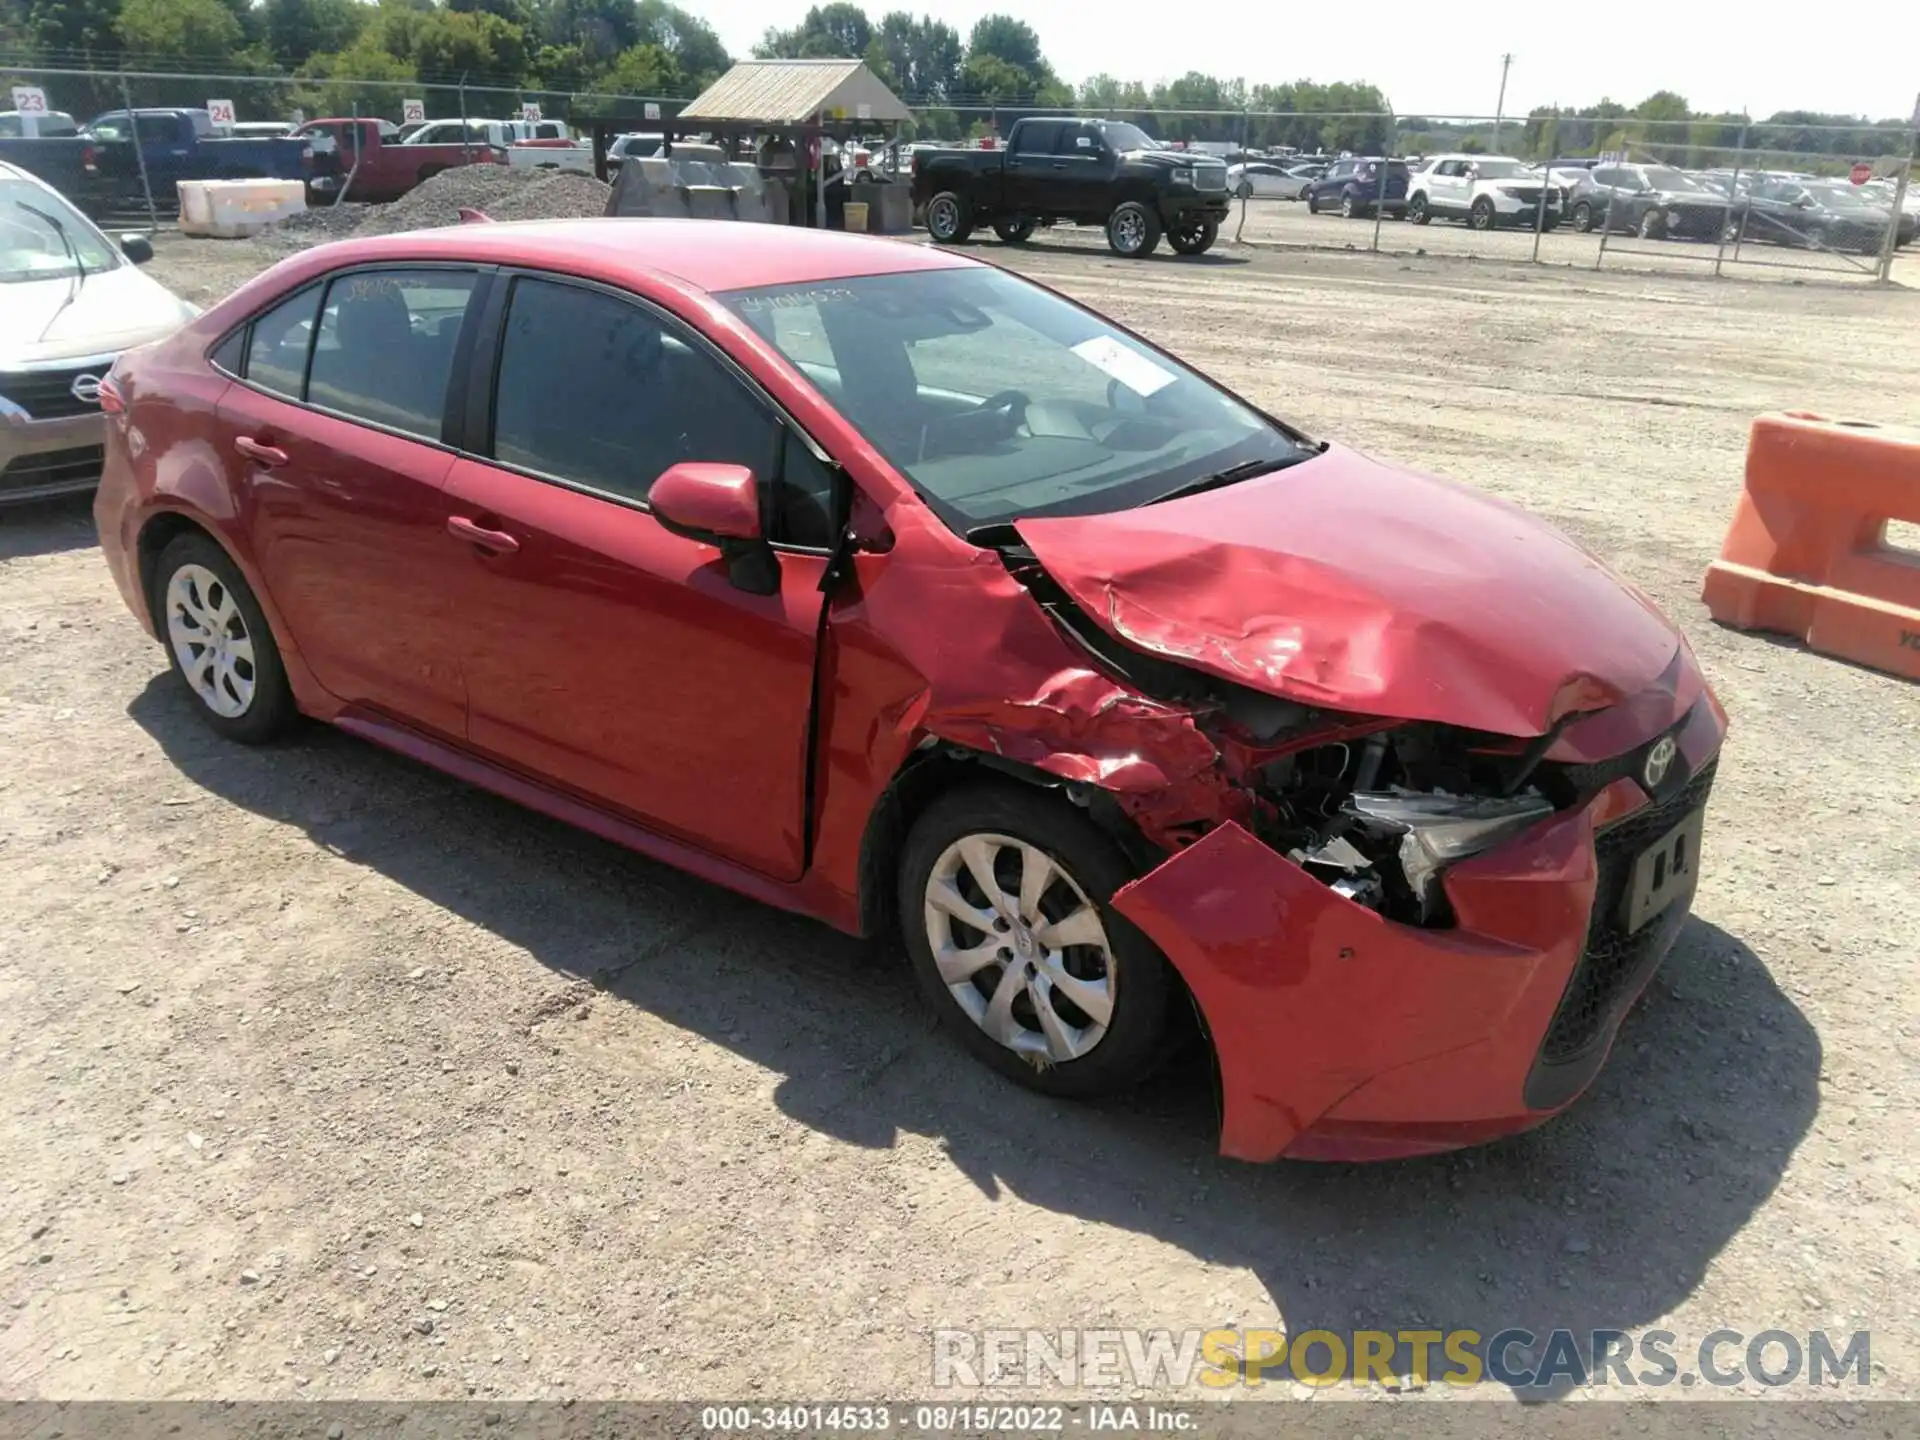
[349,165,610,237]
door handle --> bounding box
[233,435,288,468]
[1052,162,1066,170]
[446,514,519,554]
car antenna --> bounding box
[20,200,86,345]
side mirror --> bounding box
[119,233,153,264]
[649,462,778,594]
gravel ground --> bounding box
[3,227,1918,1405]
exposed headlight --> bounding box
[1347,790,1556,911]
[1170,167,1193,186]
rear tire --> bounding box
[991,214,1035,244]
[151,533,296,745]
[1340,190,1359,219]
[1167,215,1218,255]
[1106,201,1161,258]
[898,785,1173,1099]
[926,191,972,243]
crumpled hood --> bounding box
[1013,444,1680,737]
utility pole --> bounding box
[1492,53,1513,152]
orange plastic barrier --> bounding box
[1702,412,1920,681]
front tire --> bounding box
[1106,200,1161,258]
[1469,197,1497,231]
[1235,180,1253,200]
[899,786,1173,1098]
[152,533,296,744]
[1573,200,1595,232]
[992,214,1035,243]
[1638,208,1667,240]
[1306,192,1321,214]
[1408,193,1431,224]
[925,190,972,243]
[1167,214,1218,255]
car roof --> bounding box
[292,217,975,295]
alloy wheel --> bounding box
[166,563,256,719]
[922,832,1116,1064]
[928,196,960,240]
[1113,209,1145,253]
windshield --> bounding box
[1099,122,1161,152]
[1809,182,1876,207]
[722,267,1310,531]
[0,178,119,283]
[1642,166,1708,192]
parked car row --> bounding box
[0,105,599,216]
[1266,149,1916,254]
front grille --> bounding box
[1510,187,1546,205]
[0,444,105,496]
[0,362,111,420]
[1538,759,1717,1063]
[1194,166,1227,192]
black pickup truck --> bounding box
[912,118,1230,258]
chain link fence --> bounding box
[5,66,1915,285]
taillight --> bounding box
[82,143,99,176]
[97,376,126,416]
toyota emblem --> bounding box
[1642,736,1678,790]
[70,373,104,407]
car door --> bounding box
[213,265,486,741]
[1048,121,1112,219]
[1314,161,1352,205]
[1002,120,1060,214]
[438,273,831,881]
[1428,159,1467,213]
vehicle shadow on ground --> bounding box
[987,235,1252,267]
[130,678,1818,1399]
[0,494,98,561]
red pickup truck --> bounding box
[294,118,497,203]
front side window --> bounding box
[724,267,1311,532]
[490,277,775,506]
[307,269,478,440]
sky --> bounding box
[711,1,1920,123]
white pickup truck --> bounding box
[1407,153,1561,231]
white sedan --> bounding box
[1228,162,1315,200]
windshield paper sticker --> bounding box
[1071,336,1176,397]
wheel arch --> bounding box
[135,507,327,713]
[855,741,1162,946]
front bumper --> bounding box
[1161,194,1231,224]
[1111,688,1727,1163]
[0,411,106,503]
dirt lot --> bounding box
[3,224,1918,1405]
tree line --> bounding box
[4,0,1910,156]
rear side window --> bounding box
[489,276,776,505]
[1013,121,1060,156]
[307,269,478,441]
[244,284,322,399]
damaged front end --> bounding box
[980,524,1586,927]
[962,523,1724,1162]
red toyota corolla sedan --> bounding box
[94,219,1726,1162]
